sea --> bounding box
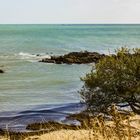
[0,24,140,131]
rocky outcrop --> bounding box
[0,69,4,73]
[39,51,106,64]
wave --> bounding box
[0,103,85,132]
[18,52,51,62]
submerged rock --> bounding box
[39,51,106,64]
[26,121,80,131]
[0,69,4,73]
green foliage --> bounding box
[80,48,140,114]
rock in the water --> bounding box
[39,51,106,64]
[0,69,4,73]
[41,59,56,63]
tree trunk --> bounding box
[129,102,140,114]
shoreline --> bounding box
[0,102,86,133]
[0,112,140,140]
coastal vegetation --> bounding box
[80,48,140,114]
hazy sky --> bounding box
[0,0,140,24]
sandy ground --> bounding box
[25,129,140,140]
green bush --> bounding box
[80,48,140,114]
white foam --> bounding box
[19,52,36,58]
[18,52,51,62]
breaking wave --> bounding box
[18,52,51,62]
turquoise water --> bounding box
[0,24,140,113]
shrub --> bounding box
[80,48,140,114]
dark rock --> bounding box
[36,54,41,56]
[55,61,63,64]
[0,69,4,73]
[40,59,55,63]
[0,128,5,135]
[26,121,80,131]
[39,51,106,64]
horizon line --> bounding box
[0,23,140,25]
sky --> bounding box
[0,0,140,24]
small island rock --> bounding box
[39,51,106,64]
